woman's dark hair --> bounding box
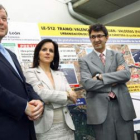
[88,23,108,37]
[32,39,59,70]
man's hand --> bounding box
[25,100,44,121]
[92,75,97,80]
[25,103,35,120]
[117,65,125,71]
[67,90,78,104]
[93,74,102,80]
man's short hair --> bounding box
[88,23,108,37]
[0,4,8,16]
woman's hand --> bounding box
[67,90,77,104]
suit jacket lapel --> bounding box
[0,52,23,81]
[90,51,105,71]
[51,70,60,91]
[7,50,24,81]
[36,67,54,90]
[105,50,113,73]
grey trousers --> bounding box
[93,99,134,140]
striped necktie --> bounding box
[99,52,115,99]
[99,53,105,65]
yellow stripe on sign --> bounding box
[38,23,89,37]
[127,84,140,92]
[106,26,140,38]
[38,23,140,38]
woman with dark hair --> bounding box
[24,39,77,140]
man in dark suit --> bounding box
[79,24,136,140]
[0,4,44,140]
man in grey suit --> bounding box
[78,24,136,140]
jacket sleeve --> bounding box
[102,53,131,85]
[78,58,111,92]
[24,69,67,105]
[0,84,27,121]
[25,82,42,101]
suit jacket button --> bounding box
[65,111,67,114]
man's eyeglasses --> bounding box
[90,34,106,39]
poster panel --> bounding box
[38,23,140,130]
[2,22,140,130]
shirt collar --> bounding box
[0,43,4,49]
[93,48,106,57]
